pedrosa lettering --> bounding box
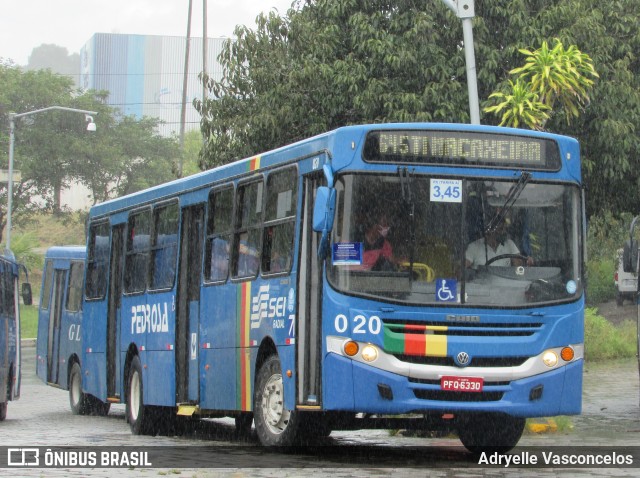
[131,302,169,334]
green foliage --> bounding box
[485,78,550,130]
[1,232,43,271]
[19,305,38,339]
[485,39,598,129]
[584,211,635,304]
[584,308,636,360]
[195,0,640,220]
[0,64,181,225]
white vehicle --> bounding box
[615,248,637,306]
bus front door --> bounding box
[47,269,67,385]
[176,205,204,404]
[107,225,124,398]
[297,174,324,406]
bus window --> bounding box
[125,209,151,294]
[66,261,84,312]
[262,167,297,274]
[41,259,54,309]
[150,202,179,290]
[86,222,110,299]
[205,187,234,283]
[233,180,263,279]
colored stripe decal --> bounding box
[248,156,261,171]
[237,283,252,410]
[383,324,448,357]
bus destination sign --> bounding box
[363,130,561,170]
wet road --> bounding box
[1,345,639,477]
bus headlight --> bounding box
[361,344,378,362]
[542,350,558,367]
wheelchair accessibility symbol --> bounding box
[436,279,457,302]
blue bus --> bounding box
[81,123,584,452]
[0,252,32,421]
[36,246,109,416]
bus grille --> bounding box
[383,319,543,337]
[413,389,504,402]
[396,355,529,367]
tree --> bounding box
[196,0,640,218]
[484,39,597,130]
[1,63,181,233]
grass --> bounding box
[20,305,38,339]
[585,308,637,361]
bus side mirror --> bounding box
[623,239,638,273]
[313,186,336,259]
[22,282,32,306]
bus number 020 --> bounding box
[334,314,381,335]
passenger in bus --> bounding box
[362,214,397,271]
[238,234,260,276]
[210,237,230,281]
[465,214,533,269]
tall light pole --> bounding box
[6,106,97,252]
[440,0,480,124]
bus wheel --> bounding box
[86,395,111,416]
[0,402,6,421]
[457,413,525,454]
[254,355,300,446]
[69,362,89,415]
[126,356,150,435]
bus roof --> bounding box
[88,123,578,219]
[44,246,86,260]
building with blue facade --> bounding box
[80,33,225,137]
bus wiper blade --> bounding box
[485,171,531,233]
[398,167,416,280]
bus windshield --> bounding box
[327,173,582,306]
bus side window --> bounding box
[86,221,110,300]
[41,259,54,309]
[124,210,151,294]
[150,202,179,290]
[233,180,263,279]
[262,167,297,275]
[66,261,84,312]
[205,186,234,283]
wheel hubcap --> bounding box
[130,370,140,421]
[71,372,81,406]
[260,373,290,435]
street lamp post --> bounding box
[440,0,480,124]
[6,106,97,252]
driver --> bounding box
[465,214,533,269]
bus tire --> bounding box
[253,355,300,446]
[69,362,90,415]
[457,413,525,454]
[126,355,151,435]
[0,402,6,421]
[86,395,111,416]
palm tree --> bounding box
[485,39,598,129]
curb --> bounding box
[21,338,36,348]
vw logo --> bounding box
[455,351,471,367]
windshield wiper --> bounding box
[398,167,416,279]
[484,171,531,233]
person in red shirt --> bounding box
[362,214,396,270]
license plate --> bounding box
[440,376,484,392]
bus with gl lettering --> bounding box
[80,123,584,453]
[36,246,110,416]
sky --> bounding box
[1,0,295,66]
